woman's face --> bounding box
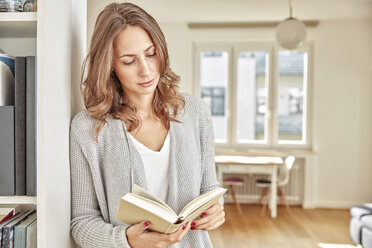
[112,25,161,99]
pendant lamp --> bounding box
[276,0,306,49]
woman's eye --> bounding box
[123,60,134,65]
[146,53,156,58]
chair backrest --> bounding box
[277,156,295,187]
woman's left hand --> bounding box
[191,203,225,231]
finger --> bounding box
[196,204,220,220]
[155,221,191,244]
[201,204,224,220]
[193,206,223,227]
[174,221,192,240]
[172,222,191,239]
[196,212,225,230]
[202,218,226,231]
[177,221,191,234]
[130,220,151,234]
[194,209,225,230]
[193,212,218,228]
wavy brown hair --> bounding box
[81,2,184,138]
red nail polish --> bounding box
[182,225,186,230]
[191,221,196,226]
[202,212,207,217]
[191,227,196,230]
[144,221,150,227]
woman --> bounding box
[70,2,225,248]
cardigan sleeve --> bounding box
[70,122,131,248]
[199,100,222,198]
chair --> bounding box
[350,204,372,248]
[256,156,295,215]
[223,177,244,215]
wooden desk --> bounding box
[215,155,283,218]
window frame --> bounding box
[193,41,313,150]
[193,43,233,146]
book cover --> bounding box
[116,185,227,234]
[0,53,15,106]
[0,211,22,247]
[26,56,37,196]
[15,56,27,195]
[0,205,21,224]
[26,219,37,248]
[1,210,34,248]
[0,212,13,225]
[0,106,15,196]
[14,212,37,248]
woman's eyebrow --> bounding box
[119,45,155,58]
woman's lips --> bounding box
[139,79,154,87]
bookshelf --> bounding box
[0,12,37,37]
[0,196,37,205]
[0,11,37,204]
[0,0,87,247]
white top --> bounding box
[129,132,170,202]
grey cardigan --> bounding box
[70,95,220,248]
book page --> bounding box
[178,188,227,219]
[131,185,174,214]
[123,194,178,223]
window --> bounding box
[277,50,308,143]
[199,50,229,142]
[236,50,268,143]
[194,42,312,148]
[201,87,225,116]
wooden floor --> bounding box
[209,204,355,248]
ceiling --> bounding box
[89,0,372,23]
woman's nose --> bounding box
[138,58,151,77]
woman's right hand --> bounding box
[126,221,191,248]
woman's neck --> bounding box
[126,93,156,119]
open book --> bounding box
[116,185,227,234]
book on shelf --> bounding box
[15,56,27,196]
[0,54,15,196]
[14,212,37,248]
[0,105,15,196]
[116,185,227,234]
[0,205,21,224]
[0,212,14,225]
[26,56,37,196]
[26,218,37,248]
[0,54,37,197]
[0,209,35,248]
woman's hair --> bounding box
[81,2,184,138]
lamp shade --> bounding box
[276,17,307,49]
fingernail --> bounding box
[144,221,150,227]
[202,212,208,217]
[191,227,196,230]
[182,224,186,230]
[191,221,196,226]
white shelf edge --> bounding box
[0,196,37,204]
[0,12,37,22]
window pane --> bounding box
[236,51,268,142]
[277,50,307,142]
[200,51,228,142]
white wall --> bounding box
[37,0,72,247]
[312,20,372,207]
[37,0,86,247]
[87,1,372,207]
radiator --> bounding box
[222,160,304,205]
